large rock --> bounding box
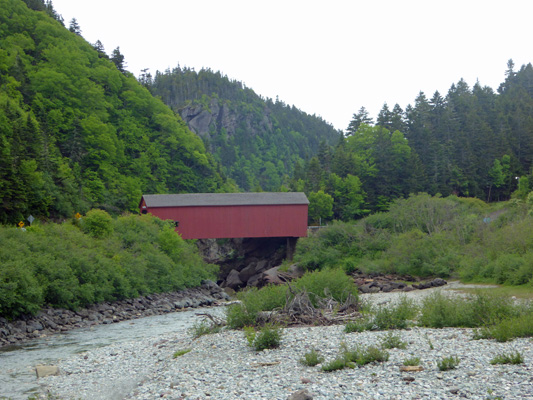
[431,278,447,287]
[246,273,262,287]
[261,267,285,286]
[239,263,258,283]
[288,389,313,400]
[224,269,244,290]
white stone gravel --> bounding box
[40,283,533,400]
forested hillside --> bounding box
[148,67,341,191]
[0,0,231,224]
[292,61,533,221]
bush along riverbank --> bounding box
[0,212,219,321]
[0,280,229,347]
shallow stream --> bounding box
[0,306,222,399]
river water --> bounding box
[0,306,224,400]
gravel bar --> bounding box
[39,283,533,400]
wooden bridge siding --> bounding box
[145,204,308,239]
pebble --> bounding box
[39,283,533,400]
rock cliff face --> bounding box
[196,237,288,290]
[180,98,272,142]
[179,98,273,145]
[150,67,340,191]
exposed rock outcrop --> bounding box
[196,237,289,289]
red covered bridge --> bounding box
[139,192,309,240]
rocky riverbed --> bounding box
[37,282,533,400]
[0,280,229,348]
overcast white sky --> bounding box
[52,0,532,132]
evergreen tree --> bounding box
[377,103,393,130]
[346,106,373,136]
[68,18,81,36]
[111,47,126,73]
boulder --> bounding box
[261,267,285,285]
[224,269,244,290]
[26,322,43,333]
[359,283,380,294]
[254,259,269,273]
[431,278,447,287]
[246,273,262,287]
[238,263,258,283]
[288,389,313,400]
[286,264,305,279]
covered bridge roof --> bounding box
[141,192,309,208]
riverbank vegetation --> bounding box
[291,193,533,287]
[0,212,217,319]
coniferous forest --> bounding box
[288,62,533,221]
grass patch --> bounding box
[343,343,390,367]
[418,291,521,328]
[345,318,373,333]
[403,356,421,366]
[458,285,533,300]
[189,320,222,339]
[490,351,524,365]
[473,312,533,342]
[321,343,390,372]
[173,348,191,358]
[345,296,417,332]
[379,332,407,349]
[437,355,460,371]
[321,357,346,372]
[299,348,325,367]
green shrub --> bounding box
[0,214,219,318]
[321,357,346,372]
[342,344,389,367]
[227,269,358,328]
[474,313,533,342]
[293,268,358,307]
[419,291,521,329]
[226,303,257,330]
[379,332,407,349]
[244,324,282,351]
[189,320,222,339]
[490,351,524,365]
[437,356,460,371]
[371,300,416,330]
[345,297,417,332]
[82,209,113,238]
[226,284,287,329]
[0,261,44,318]
[299,348,324,367]
[403,356,421,366]
[345,318,373,333]
[341,257,358,275]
